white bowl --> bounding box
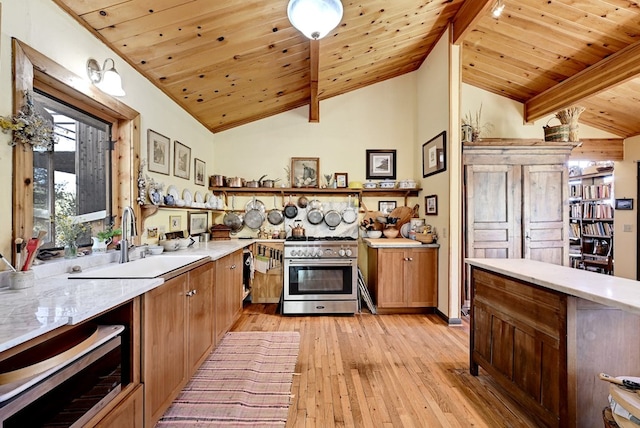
[379,181,396,189]
[363,181,377,189]
[162,240,180,252]
[148,245,164,255]
[367,230,382,238]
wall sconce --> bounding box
[287,0,343,40]
[86,58,126,96]
[491,0,505,19]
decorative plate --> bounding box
[194,191,203,203]
[183,189,193,206]
[166,185,179,200]
[148,187,162,205]
[400,222,411,239]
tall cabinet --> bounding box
[463,141,577,267]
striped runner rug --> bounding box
[156,331,300,427]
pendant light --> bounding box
[287,0,344,40]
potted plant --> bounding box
[56,215,88,258]
[92,226,122,254]
[462,104,493,142]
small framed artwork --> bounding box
[291,157,320,188]
[194,158,206,186]
[169,215,182,231]
[174,141,191,179]
[425,195,438,215]
[615,198,633,210]
[378,200,396,214]
[147,129,170,175]
[335,172,348,188]
[188,211,208,235]
[366,149,396,180]
[422,131,447,178]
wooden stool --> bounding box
[603,406,620,428]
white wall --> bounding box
[462,84,618,140]
[0,0,214,257]
[613,137,640,279]
[416,28,455,319]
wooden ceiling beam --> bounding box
[451,0,494,45]
[525,39,640,122]
[309,39,320,123]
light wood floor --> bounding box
[231,304,540,428]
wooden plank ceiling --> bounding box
[52,0,640,137]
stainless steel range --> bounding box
[283,237,358,315]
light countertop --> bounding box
[364,237,440,248]
[0,239,253,353]
[465,258,640,316]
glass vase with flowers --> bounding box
[56,215,88,259]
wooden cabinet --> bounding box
[142,261,215,427]
[252,242,284,304]
[94,384,144,428]
[464,141,576,266]
[186,262,216,373]
[215,250,244,343]
[367,246,437,312]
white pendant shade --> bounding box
[287,0,343,40]
[97,68,126,97]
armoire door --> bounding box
[522,164,569,266]
[466,164,522,259]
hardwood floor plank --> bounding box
[231,305,539,427]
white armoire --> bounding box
[463,140,578,266]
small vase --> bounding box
[64,242,78,259]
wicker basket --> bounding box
[543,118,570,142]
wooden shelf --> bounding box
[140,204,225,227]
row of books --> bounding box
[582,222,613,237]
[569,183,612,200]
[570,202,613,219]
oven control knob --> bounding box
[291,250,299,257]
[345,248,353,257]
[339,248,346,257]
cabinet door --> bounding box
[95,384,144,428]
[187,262,215,374]
[142,274,188,427]
[215,250,243,342]
[466,164,522,259]
[522,164,569,266]
[405,247,438,307]
[376,249,407,308]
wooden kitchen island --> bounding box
[465,258,640,428]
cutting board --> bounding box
[610,383,640,421]
[366,238,422,247]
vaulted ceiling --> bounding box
[52,0,640,137]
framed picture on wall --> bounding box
[366,149,396,179]
[188,212,208,235]
[425,195,438,215]
[147,129,170,175]
[422,131,447,178]
[334,172,348,188]
[378,201,396,214]
[174,141,191,179]
[291,157,319,188]
[194,158,206,186]
[169,215,182,231]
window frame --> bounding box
[11,38,140,265]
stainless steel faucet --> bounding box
[119,206,137,263]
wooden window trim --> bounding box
[11,38,141,264]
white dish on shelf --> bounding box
[166,185,179,200]
[400,222,411,239]
[183,189,193,206]
[194,191,203,203]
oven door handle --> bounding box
[286,258,355,267]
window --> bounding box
[32,91,113,248]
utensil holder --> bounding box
[10,270,35,290]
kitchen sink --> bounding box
[68,254,209,279]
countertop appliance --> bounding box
[283,236,358,315]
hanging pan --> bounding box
[342,195,358,224]
[284,195,298,219]
[244,196,265,230]
[267,195,284,225]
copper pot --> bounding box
[209,175,225,187]
[226,177,244,187]
[290,220,305,238]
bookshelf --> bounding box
[568,170,614,274]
